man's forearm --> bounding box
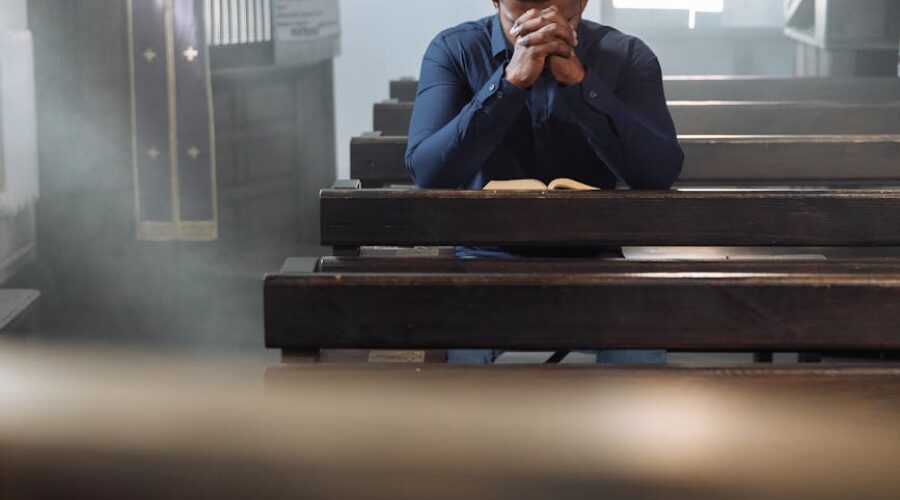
[559,69,684,189]
[406,70,527,188]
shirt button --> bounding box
[497,91,504,99]
[489,83,496,92]
[589,90,598,99]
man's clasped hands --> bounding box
[504,6,586,89]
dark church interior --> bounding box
[1,1,899,498]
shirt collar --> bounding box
[490,14,510,59]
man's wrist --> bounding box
[503,67,530,90]
[556,63,586,86]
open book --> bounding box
[483,178,600,191]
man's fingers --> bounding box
[510,8,542,36]
[530,39,574,59]
[512,10,577,46]
[511,17,546,37]
[518,23,577,49]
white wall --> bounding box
[0,0,28,30]
[333,0,601,177]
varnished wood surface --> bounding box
[350,135,411,187]
[664,76,900,102]
[680,134,900,183]
[671,101,900,135]
[389,76,900,102]
[320,189,900,247]
[350,134,900,188]
[373,100,900,136]
[265,255,900,351]
[2,346,899,500]
[315,256,900,274]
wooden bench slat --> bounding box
[390,76,900,102]
[320,189,900,247]
[671,101,900,135]
[350,134,900,188]
[316,257,900,274]
[374,100,900,136]
[664,76,900,102]
[264,258,900,351]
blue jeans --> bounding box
[448,349,668,365]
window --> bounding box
[611,0,725,28]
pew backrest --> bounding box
[350,134,900,188]
[390,76,900,102]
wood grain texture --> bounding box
[389,77,900,102]
[663,76,900,102]
[264,258,900,351]
[350,135,900,188]
[315,257,900,274]
[320,189,900,247]
[373,100,900,136]
[671,101,900,135]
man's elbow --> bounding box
[405,151,453,189]
[630,146,684,190]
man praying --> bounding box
[405,0,684,364]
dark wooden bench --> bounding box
[389,76,900,102]
[350,133,900,188]
[373,100,414,136]
[264,187,900,356]
[0,289,40,337]
[373,99,900,136]
[664,76,900,102]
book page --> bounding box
[483,179,549,191]
[547,178,600,191]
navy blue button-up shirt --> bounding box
[405,15,684,190]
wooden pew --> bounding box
[264,188,900,354]
[389,77,418,102]
[319,189,900,248]
[5,347,900,500]
[389,76,900,102]
[373,100,414,135]
[664,76,900,102]
[350,133,900,188]
[374,100,900,136]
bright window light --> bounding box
[612,0,725,29]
